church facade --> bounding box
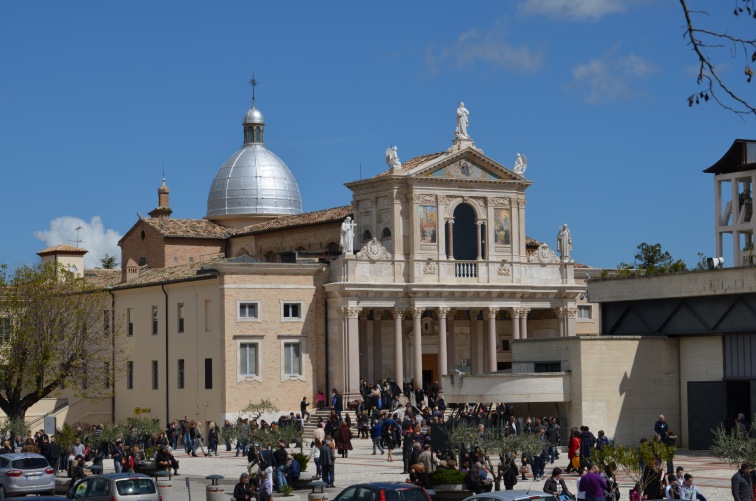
[27,97,597,429]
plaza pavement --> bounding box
[94,438,741,500]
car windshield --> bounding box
[116,478,157,495]
[384,488,428,501]
[11,457,49,469]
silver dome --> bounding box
[244,106,264,124]
[207,144,303,218]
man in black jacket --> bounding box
[732,463,754,501]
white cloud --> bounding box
[570,52,659,104]
[518,0,628,21]
[426,22,544,75]
[34,216,122,269]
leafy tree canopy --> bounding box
[0,262,125,421]
[618,243,688,276]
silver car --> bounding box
[67,473,160,500]
[0,452,56,498]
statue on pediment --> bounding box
[385,146,401,171]
[456,102,470,139]
[514,153,528,175]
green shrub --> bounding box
[292,452,309,472]
[280,484,294,496]
[428,469,467,485]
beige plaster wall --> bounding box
[112,279,223,425]
[679,335,723,447]
[513,337,680,446]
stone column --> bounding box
[486,307,499,373]
[393,309,404,388]
[556,307,565,338]
[519,308,530,340]
[447,220,455,260]
[510,307,520,340]
[344,306,362,400]
[469,309,480,375]
[447,310,456,373]
[437,307,450,391]
[475,221,483,260]
[359,311,369,380]
[373,311,382,381]
[566,307,577,337]
[412,307,424,389]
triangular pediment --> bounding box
[424,158,501,180]
[407,147,528,183]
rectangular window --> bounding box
[238,302,259,320]
[282,302,302,320]
[283,342,302,376]
[578,305,592,320]
[126,361,133,390]
[0,318,11,342]
[178,359,185,389]
[177,303,185,333]
[151,360,158,390]
[103,310,110,336]
[240,343,258,376]
[501,339,510,351]
[151,306,158,335]
[104,362,110,389]
[205,358,212,389]
[534,362,562,373]
[127,309,134,337]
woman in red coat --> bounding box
[565,428,581,473]
[336,421,353,458]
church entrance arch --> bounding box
[450,203,477,260]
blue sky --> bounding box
[1,0,754,270]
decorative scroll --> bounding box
[530,244,559,264]
[355,238,392,261]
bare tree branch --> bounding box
[679,0,756,116]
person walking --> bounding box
[320,438,335,488]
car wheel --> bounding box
[0,485,6,500]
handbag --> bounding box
[571,456,580,468]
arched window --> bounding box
[362,230,372,242]
[381,227,392,240]
[138,257,147,266]
[326,242,340,257]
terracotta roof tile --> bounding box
[141,218,232,239]
[82,268,121,288]
[110,258,225,288]
[37,245,88,256]
[235,205,353,236]
[375,152,447,177]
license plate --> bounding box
[26,474,41,479]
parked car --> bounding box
[67,473,160,500]
[462,491,554,501]
[333,482,432,501]
[0,452,56,498]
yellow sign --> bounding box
[134,407,151,415]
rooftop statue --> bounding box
[456,102,470,139]
[514,153,528,176]
[340,216,357,254]
[557,224,572,262]
[385,146,401,171]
